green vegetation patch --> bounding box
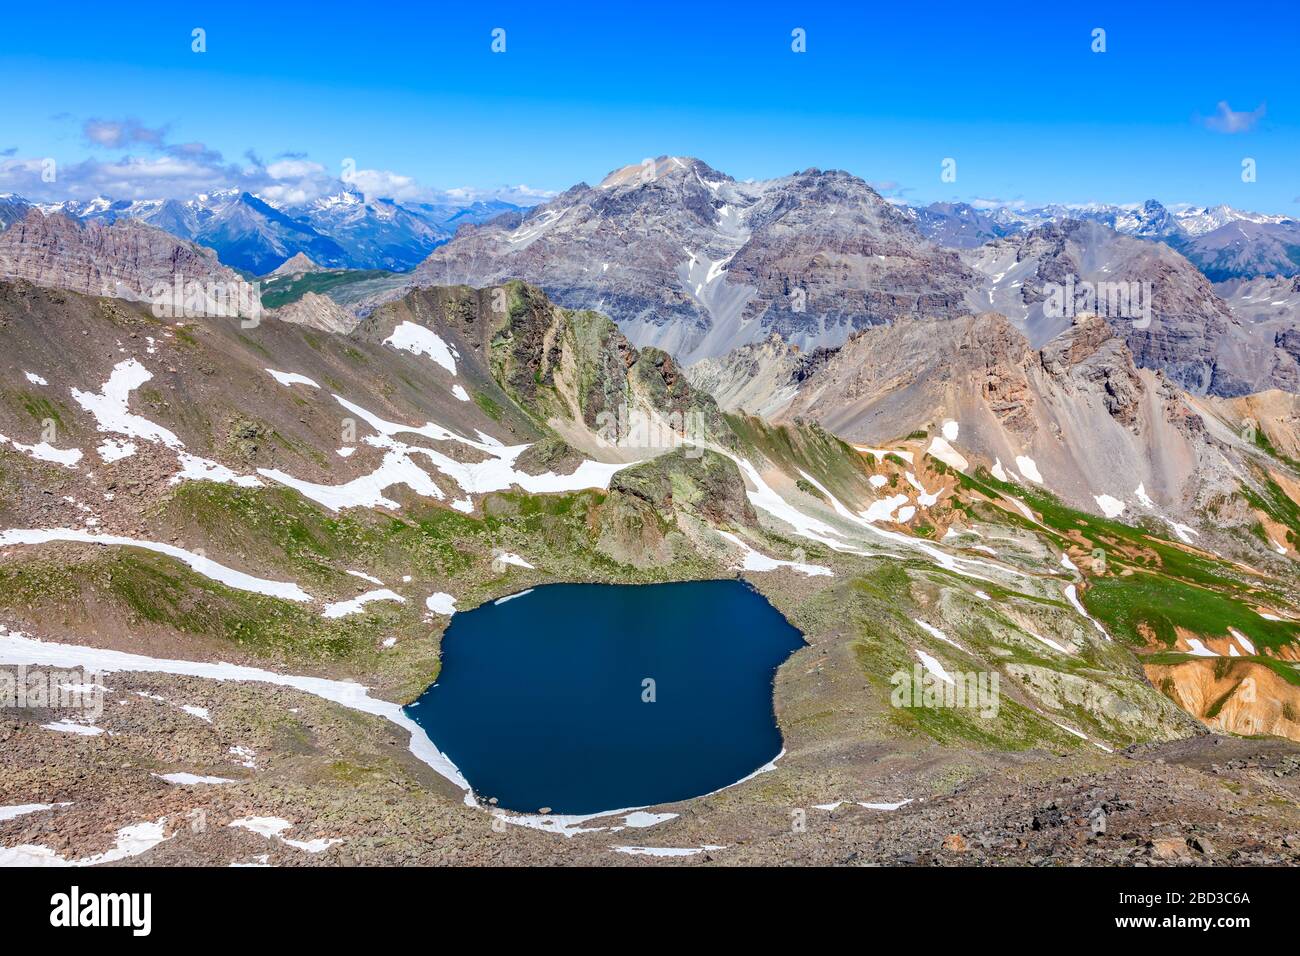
[1084,572,1300,651]
[0,551,394,663]
[258,270,396,309]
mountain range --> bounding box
[6,158,1300,401]
[4,144,1300,862]
[7,171,1295,285]
[0,186,524,274]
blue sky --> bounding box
[1,0,1296,211]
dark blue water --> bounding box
[405,580,804,815]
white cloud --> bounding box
[343,167,428,202]
[83,118,168,149]
[1,109,553,211]
[968,197,1028,210]
[264,158,328,180]
[441,183,557,204]
[0,141,544,210]
[1203,101,1265,134]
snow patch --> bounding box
[1024,629,1070,653]
[862,494,910,523]
[914,618,965,651]
[0,528,312,602]
[173,452,263,488]
[715,530,832,577]
[623,812,678,828]
[859,799,913,811]
[425,592,457,616]
[495,589,534,605]
[1064,584,1110,639]
[905,472,940,507]
[0,817,170,867]
[914,649,954,685]
[258,394,625,512]
[1093,494,1125,518]
[96,438,137,463]
[1228,628,1256,655]
[40,721,103,736]
[613,845,723,858]
[1015,456,1043,483]
[383,321,458,375]
[321,589,405,619]
[0,803,70,822]
[155,773,234,785]
[0,435,83,468]
[265,369,319,388]
[926,436,968,472]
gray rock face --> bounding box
[269,291,358,334]
[686,332,834,418]
[963,220,1233,394]
[0,208,243,304]
[411,156,975,364]
[1210,276,1300,394]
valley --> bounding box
[2,155,1300,869]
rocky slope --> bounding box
[1,274,1299,868]
[0,209,244,307]
[766,312,1213,516]
[686,333,832,419]
[962,220,1238,394]
[269,290,359,334]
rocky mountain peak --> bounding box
[1039,313,1146,427]
[597,155,728,189]
[410,157,976,365]
[271,252,324,276]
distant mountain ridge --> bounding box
[908,198,1293,246]
[3,186,527,274]
[909,197,1299,282]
